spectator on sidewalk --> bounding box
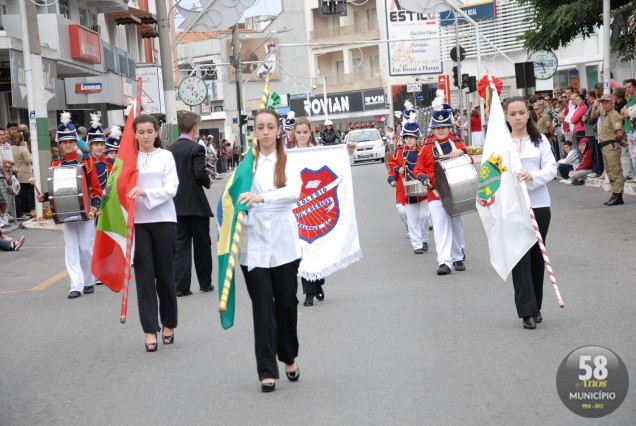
[11,132,34,220]
[564,138,593,185]
[620,78,636,180]
[557,141,579,181]
[76,126,90,155]
[0,230,25,251]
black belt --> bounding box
[599,141,616,148]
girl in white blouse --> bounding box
[238,108,302,392]
[505,97,557,330]
[128,115,179,352]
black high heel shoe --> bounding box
[285,366,300,382]
[145,333,158,352]
[315,286,325,302]
[304,294,314,306]
[261,381,276,393]
[162,328,174,345]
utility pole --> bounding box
[19,0,48,219]
[232,25,244,149]
[454,12,464,131]
[156,0,177,142]
[602,0,611,95]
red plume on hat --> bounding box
[477,75,503,99]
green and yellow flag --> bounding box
[216,78,271,329]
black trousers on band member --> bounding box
[511,207,551,318]
[241,259,300,381]
[301,277,325,294]
[134,222,178,333]
[174,215,213,292]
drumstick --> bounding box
[28,177,42,196]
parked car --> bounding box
[344,128,385,164]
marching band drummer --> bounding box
[388,121,430,255]
[104,125,122,162]
[414,107,471,276]
[84,114,112,193]
[37,112,102,299]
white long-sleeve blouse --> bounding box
[134,148,179,224]
[239,150,302,270]
[513,134,557,209]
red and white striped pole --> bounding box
[527,208,564,308]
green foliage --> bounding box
[519,0,636,61]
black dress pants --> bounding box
[134,222,178,333]
[511,207,550,318]
[174,215,213,292]
[241,259,300,381]
[18,183,35,214]
[301,277,325,294]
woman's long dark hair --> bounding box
[133,114,163,148]
[504,96,542,147]
[254,108,287,188]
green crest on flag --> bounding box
[478,153,506,202]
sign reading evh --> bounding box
[385,0,442,76]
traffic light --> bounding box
[468,76,477,93]
[452,66,459,88]
[240,114,248,126]
[461,74,470,89]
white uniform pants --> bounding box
[395,204,407,226]
[62,220,96,292]
[404,202,429,250]
[429,200,464,267]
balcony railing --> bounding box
[103,42,136,78]
[319,69,383,94]
[311,20,380,41]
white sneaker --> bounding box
[563,180,572,185]
[587,173,599,178]
[559,179,568,183]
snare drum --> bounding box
[47,165,91,224]
[403,179,427,197]
[434,155,478,217]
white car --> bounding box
[345,129,385,164]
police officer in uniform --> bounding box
[596,94,625,206]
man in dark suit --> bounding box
[167,111,214,296]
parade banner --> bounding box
[475,80,536,280]
[287,145,363,279]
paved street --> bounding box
[1,162,634,425]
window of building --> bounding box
[0,3,7,31]
[336,60,344,75]
[367,8,377,22]
[59,0,71,20]
[370,55,380,77]
[586,65,598,89]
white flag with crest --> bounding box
[475,79,537,280]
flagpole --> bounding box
[120,76,143,324]
[526,204,564,308]
[218,76,270,314]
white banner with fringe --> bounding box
[287,144,362,280]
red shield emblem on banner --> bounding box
[293,166,342,243]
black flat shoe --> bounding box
[68,291,81,299]
[285,367,300,382]
[422,242,428,252]
[436,264,451,275]
[176,290,193,297]
[261,381,275,393]
[414,248,424,254]
[304,294,314,306]
[83,285,94,294]
[523,316,536,329]
[453,261,466,271]
[315,286,324,301]
[199,286,214,293]
[534,312,543,324]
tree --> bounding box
[519,0,636,61]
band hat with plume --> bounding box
[87,113,106,143]
[402,100,416,124]
[284,111,296,130]
[430,89,454,128]
[105,125,122,152]
[401,121,421,138]
[56,111,78,142]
